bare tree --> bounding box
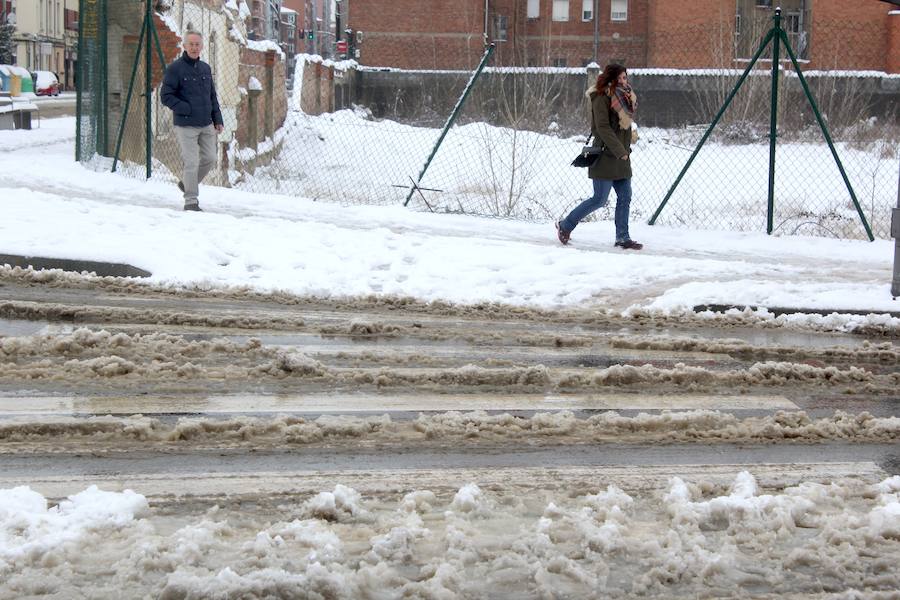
[473,41,567,217]
[686,13,779,144]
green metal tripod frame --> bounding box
[111,0,168,178]
[648,8,874,242]
[404,44,495,207]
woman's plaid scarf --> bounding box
[609,83,637,130]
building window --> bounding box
[552,0,569,21]
[527,0,539,19]
[551,57,567,67]
[582,0,593,21]
[493,15,508,41]
[785,10,808,59]
[611,0,627,21]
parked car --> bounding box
[32,71,60,96]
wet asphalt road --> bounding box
[0,275,898,490]
[2,442,899,479]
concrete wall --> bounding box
[353,68,900,131]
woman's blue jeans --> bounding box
[559,178,632,242]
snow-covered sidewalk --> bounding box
[0,117,896,322]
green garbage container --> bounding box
[7,66,34,95]
[17,68,34,94]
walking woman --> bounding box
[556,64,643,250]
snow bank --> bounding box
[3,475,898,597]
[0,486,147,570]
[2,409,898,448]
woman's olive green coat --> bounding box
[587,87,632,181]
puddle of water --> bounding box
[0,318,50,337]
[0,392,799,416]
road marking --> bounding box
[0,393,799,415]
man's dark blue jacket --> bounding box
[161,52,223,128]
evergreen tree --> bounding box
[0,22,14,65]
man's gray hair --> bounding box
[184,30,203,40]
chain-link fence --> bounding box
[78,3,899,241]
[75,0,108,163]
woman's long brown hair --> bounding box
[597,63,627,92]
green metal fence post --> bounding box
[766,8,782,235]
[648,29,775,225]
[150,14,168,70]
[779,29,875,242]
[404,44,495,207]
[111,12,147,173]
[144,0,152,179]
[75,0,84,161]
[100,0,108,155]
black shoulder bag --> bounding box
[571,133,605,168]
[571,103,605,167]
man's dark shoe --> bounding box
[555,221,570,245]
[177,180,185,192]
[183,204,202,212]
[614,239,643,250]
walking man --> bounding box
[161,31,224,211]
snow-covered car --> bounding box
[32,71,60,96]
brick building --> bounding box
[648,0,898,72]
[281,0,315,52]
[249,0,282,41]
[344,0,900,73]
[343,1,493,69]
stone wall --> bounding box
[235,48,287,147]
